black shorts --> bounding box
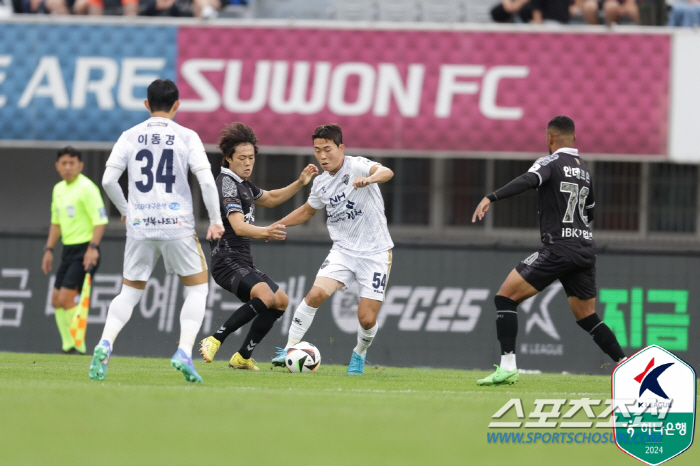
[211,258,279,303]
[515,246,596,299]
[54,243,100,291]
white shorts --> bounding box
[316,249,393,302]
[123,234,207,281]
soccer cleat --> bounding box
[88,340,111,381]
[271,347,287,367]
[199,336,221,363]
[171,349,203,383]
[476,365,519,386]
[346,351,365,375]
[229,352,260,371]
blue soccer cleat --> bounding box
[271,347,287,367]
[171,349,203,383]
[346,351,365,375]
[89,340,112,381]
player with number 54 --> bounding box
[270,123,395,375]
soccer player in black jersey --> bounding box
[472,115,625,386]
[199,122,318,370]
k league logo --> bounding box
[612,345,696,465]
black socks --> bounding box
[495,295,518,355]
[238,309,285,359]
[214,297,267,343]
[576,313,626,362]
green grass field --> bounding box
[0,352,696,466]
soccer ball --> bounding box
[285,342,321,373]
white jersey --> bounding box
[106,117,210,241]
[308,155,393,255]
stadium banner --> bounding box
[1,236,697,375]
[0,23,177,142]
[176,26,671,158]
[669,30,700,163]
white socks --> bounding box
[178,283,208,358]
[101,284,144,347]
[500,352,517,371]
[286,299,318,348]
[353,323,378,357]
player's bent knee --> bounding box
[274,290,289,311]
[358,315,376,330]
[306,285,331,307]
[250,284,276,308]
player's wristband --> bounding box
[43,245,53,252]
[88,242,99,250]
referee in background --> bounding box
[41,146,108,354]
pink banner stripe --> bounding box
[176,27,670,157]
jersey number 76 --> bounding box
[560,182,590,225]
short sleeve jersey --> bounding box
[527,148,596,258]
[210,167,263,266]
[106,117,210,241]
[308,155,394,255]
[51,174,109,245]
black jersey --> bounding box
[527,148,596,260]
[210,167,263,266]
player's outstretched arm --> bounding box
[228,212,286,241]
[194,169,224,241]
[472,172,539,223]
[255,164,319,208]
[353,165,393,190]
[274,202,318,229]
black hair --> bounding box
[219,122,259,167]
[312,123,343,147]
[57,146,81,161]
[147,79,179,113]
[547,115,575,135]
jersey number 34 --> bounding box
[135,149,176,193]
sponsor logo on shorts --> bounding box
[320,259,330,269]
[523,252,539,265]
[169,202,180,210]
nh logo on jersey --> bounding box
[329,192,346,207]
[612,345,696,465]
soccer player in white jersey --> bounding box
[90,79,225,383]
[270,124,394,374]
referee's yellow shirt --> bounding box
[51,174,108,245]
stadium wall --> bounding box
[0,18,699,162]
[0,235,696,374]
